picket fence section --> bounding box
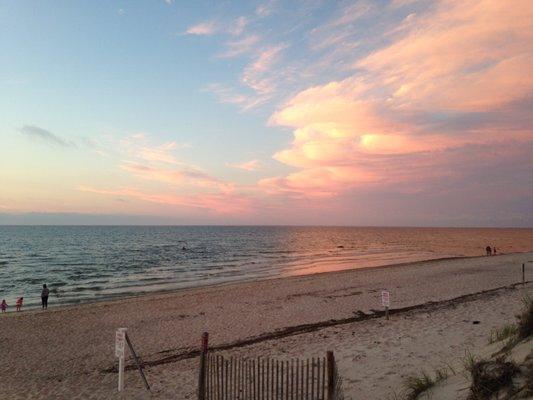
[205,355,328,400]
[197,333,343,400]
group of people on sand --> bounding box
[485,245,498,256]
[0,284,50,313]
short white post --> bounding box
[116,327,127,392]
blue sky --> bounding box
[1,0,532,226]
[0,1,282,173]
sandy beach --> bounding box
[1,252,532,399]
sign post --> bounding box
[116,327,127,392]
[381,290,390,320]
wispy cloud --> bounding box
[227,159,261,171]
[228,16,248,36]
[218,35,260,58]
[117,133,190,165]
[186,21,217,36]
[78,186,253,215]
[328,1,375,27]
[205,41,289,110]
[19,125,76,148]
[241,44,286,94]
[256,1,277,17]
[185,17,248,37]
[121,162,231,191]
[203,83,268,110]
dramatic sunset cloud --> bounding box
[263,0,533,199]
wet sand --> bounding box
[1,252,532,399]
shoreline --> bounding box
[4,250,531,316]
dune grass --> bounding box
[488,324,518,344]
[404,372,435,400]
[401,298,532,399]
[487,296,532,352]
[404,367,450,400]
[516,296,532,339]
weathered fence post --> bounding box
[198,332,209,400]
[326,351,335,400]
[523,263,526,285]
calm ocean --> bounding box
[1,226,532,309]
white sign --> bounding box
[116,328,127,392]
[381,290,390,307]
[115,329,126,358]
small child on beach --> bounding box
[1,299,7,313]
[15,297,23,312]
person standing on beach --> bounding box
[16,297,23,311]
[1,299,7,313]
[485,246,492,256]
[41,284,49,310]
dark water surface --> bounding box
[0,226,532,308]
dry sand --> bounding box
[1,252,532,399]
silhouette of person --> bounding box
[41,284,49,310]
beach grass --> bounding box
[488,324,518,344]
[404,372,435,400]
[404,367,450,399]
[516,296,532,339]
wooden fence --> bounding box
[198,333,344,400]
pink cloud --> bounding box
[120,163,232,191]
[358,0,533,111]
[77,186,252,215]
[242,44,286,94]
[264,0,533,197]
[186,17,248,37]
[117,133,190,166]
[228,16,248,36]
[227,159,261,171]
[186,21,217,36]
